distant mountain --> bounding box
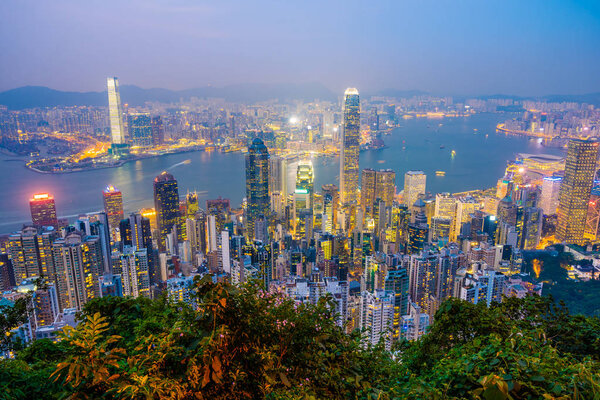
[0,82,337,109]
[373,89,429,98]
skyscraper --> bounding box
[556,139,598,244]
[540,176,562,215]
[246,138,270,239]
[103,185,124,236]
[107,77,125,145]
[151,115,164,145]
[362,168,396,220]
[153,172,181,251]
[128,113,153,147]
[404,171,426,209]
[30,193,58,228]
[340,88,360,206]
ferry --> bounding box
[451,150,456,156]
[435,171,446,176]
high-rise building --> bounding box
[30,193,58,228]
[115,246,150,298]
[153,172,181,251]
[359,289,394,350]
[556,139,599,244]
[585,186,600,240]
[7,226,57,285]
[52,232,103,311]
[340,88,360,205]
[107,77,125,145]
[103,185,124,237]
[151,115,164,145]
[294,160,314,212]
[361,168,396,220]
[128,113,153,147]
[540,176,561,215]
[403,171,426,209]
[246,138,270,239]
[384,268,410,339]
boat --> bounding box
[440,145,445,149]
[435,171,446,176]
[402,146,406,150]
[451,150,456,156]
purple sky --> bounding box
[1,0,599,95]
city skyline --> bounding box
[1,1,599,96]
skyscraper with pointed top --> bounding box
[340,88,360,206]
[246,138,270,239]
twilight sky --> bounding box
[0,0,599,96]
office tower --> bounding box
[403,171,426,209]
[340,88,360,205]
[7,226,57,285]
[151,116,164,145]
[362,168,396,220]
[522,207,543,249]
[376,169,396,207]
[116,246,150,298]
[30,193,58,227]
[246,138,270,239]
[294,160,314,212]
[361,169,377,218]
[359,290,394,350]
[384,268,410,339]
[540,176,561,215]
[269,156,287,198]
[453,197,479,241]
[107,77,125,144]
[434,193,456,220]
[322,184,339,230]
[455,269,506,306]
[103,185,124,236]
[407,223,428,254]
[556,139,599,244]
[430,217,451,241]
[128,113,153,147]
[52,232,103,311]
[153,172,181,251]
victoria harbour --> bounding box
[0,113,562,232]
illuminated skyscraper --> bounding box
[153,172,181,251]
[245,138,270,239]
[52,232,103,311]
[186,192,199,219]
[295,160,314,212]
[103,185,124,236]
[361,168,396,220]
[556,139,598,244]
[107,77,125,145]
[128,113,153,147]
[540,176,562,215]
[340,88,360,205]
[403,171,426,209]
[30,193,58,228]
[7,226,57,285]
[151,116,164,145]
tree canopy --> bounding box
[1,277,599,399]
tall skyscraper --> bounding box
[103,185,124,236]
[246,138,270,239]
[153,172,181,251]
[340,88,360,205]
[556,139,598,244]
[107,77,125,145]
[7,226,57,285]
[540,176,562,215]
[128,113,153,147]
[403,171,426,209]
[30,193,58,228]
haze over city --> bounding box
[2,2,600,399]
[1,0,600,95]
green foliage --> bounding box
[0,296,30,352]
[1,278,599,399]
